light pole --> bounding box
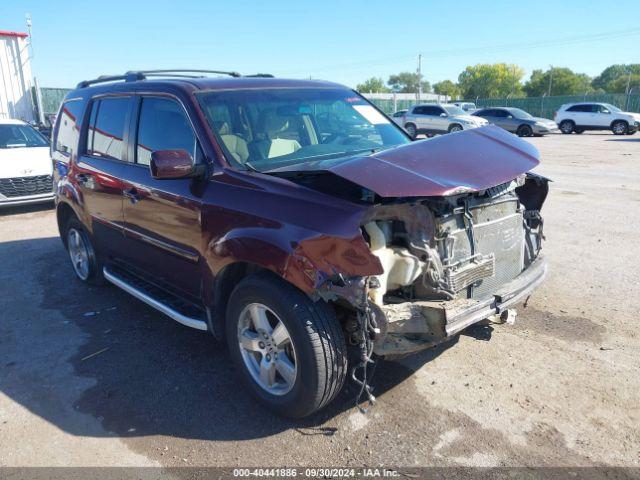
[547,65,553,98]
[417,53,422,103]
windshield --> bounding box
[603,103,621,112]
[508,108,534,119]
[197,88,409,171]
[443,105,466,116]
[0,123,49,149]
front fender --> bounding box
[207,226,382,295]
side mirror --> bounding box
[150,149,200,180]
[440,112,447,117]
[507,115,513,119]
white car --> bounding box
[0,119,54,207]
[555,103,640,135]
[402,104,488,138]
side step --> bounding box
[103,267,208,331]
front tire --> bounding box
[516,125,533,137]
[559,120,574,134]
[612,120,628,135]
[64,218,104,285]
[226,272,347,418]
[448,124,463,133]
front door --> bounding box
[75,95,133,258]
[120,95,206,299]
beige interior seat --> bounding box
[217,122,249,163]
[251,110,301,159]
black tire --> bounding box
[574,128,585,134]
[64,217,104,285]
[226,272,347,418]
[559,120,574,134]
[611,120,628,135]
[448,124,463,133]
[404,123,417,138]
[516,125,533,137]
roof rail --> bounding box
[76,69,244,89]
[244,73,275,78]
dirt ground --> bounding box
[0,132,638,470]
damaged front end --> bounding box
[319,172,549,358]
[275,126,550,358]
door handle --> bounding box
[123,187,140,204]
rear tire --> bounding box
[64,218,104,285]
[516,125,533,137]
[612,120,628,135]
[226,272,347,418]
[559,120,574,134]
[404,123,417,138]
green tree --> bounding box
[524,67,593,96]
[356,77,390,93]
[592,64,640,91]
[457,63,524,99]
[387,72,431,93]
[607,74,640,94]
[433,80,461,99]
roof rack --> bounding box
[76,69,246,88]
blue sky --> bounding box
[2,0,639,89]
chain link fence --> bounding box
[469,93,640,119]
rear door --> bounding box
[120,95,206,299]
[567,104,590,127]
[75,95,133,257]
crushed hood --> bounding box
[266,125,540,198]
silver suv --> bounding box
[402,104,488,137]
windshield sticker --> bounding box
[353,105,389,125]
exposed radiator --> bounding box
[436,198,525,300]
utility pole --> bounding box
[547,65,553,98]
[626,69,632,95]
[417,53,422,103]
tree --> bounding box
[607,74,640,94]
[457,63,524,99]
[592,64,640,91]
[387,72,431,93]
[523,67,593,97]
[433,80,461,99]
[355,77,390,93]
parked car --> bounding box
[0,118,54,207]
[390,109,407,126]
[402,104,488,137]
[473,107,558,137]
[555,102,639,135]
[53,70,548,418]
[453,101,477,113]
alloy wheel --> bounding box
[237,303,297,396]
[67,228,90,280]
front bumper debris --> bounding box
[373,256,547,357]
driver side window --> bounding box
[136,97,201,166]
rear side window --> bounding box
[135,97,199,166]
[86,97,131,161]
[567,105,589,112]
[54,100,83,160]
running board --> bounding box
[103,267,208,331]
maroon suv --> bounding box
[52,70,548,418]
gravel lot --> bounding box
[1,132,638,470]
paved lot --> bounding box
[1,132,639,469]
